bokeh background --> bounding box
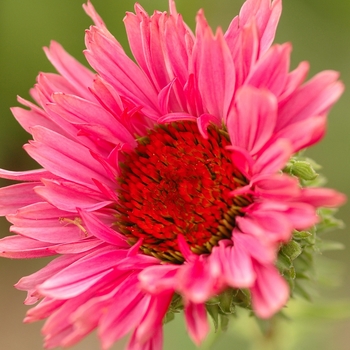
[0,0,349,349]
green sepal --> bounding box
[220,314,230,332]
[284,159,319,181]
[218,288,235,314]
[293,230,313,240]
[281,240,302,261]
[206,303,219,332]
[163,311,175,325]
[316,239,345,252]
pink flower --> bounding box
[0,0,346,349]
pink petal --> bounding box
[246,43,291,97]
[224,19,259,89]
[128,326,163,350]
[272,115,327,153]
[16,253,85,292]
[0,182,42,216]
[134,291,173,344]
[24,297,65,323]
[253,139,292,175]
[176,256,216,303]
[299,188,347,208]
[24,126,115,190]
[44,41,94,99]
[49,93,135,146]
[251,173,300,200]
[84,26,160,118]
[184,302,209,346]
[238,0,282,55]
[35,179,113,212]
[0,236,56,258]
[210,239,255,288]
[195,14,235,118]
[138,264,179,294]
[250,263,289,319]
[39,249,127,299]
[278,70,344,130]
[79,209,128,247]
[0,168,55,182]
[227,86,277,155]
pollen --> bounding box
[116,122,251,263]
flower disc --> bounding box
[117,122,251,263]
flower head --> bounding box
[0,0,346,349]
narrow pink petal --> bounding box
[226,145,254,179]
[83,0,106,29]
[11,105,61,136]
[158,112,196,124]
[84,26,160,118]
[211,240,256,288]
[253,139,292,175]
[49,93,135,146]
[299,188,347,208]
[89,75,123,117]
[238,0,282,55]
[246,43,292,97]
[278,70,344,130]
[251,174,300,200]
[250,263,289,319]
[138,264,179,294]
[279,61,309,102]
[237,210,292,243]
[37,72,82,99]
[24,297,65,323]
[271,115,327,153]
[44,41,94,99]
[165,17,192,84]
[24,126,115,189]
[117,255,161,271]
[53,240,106,255]
[195,16,235,118]
[184,302,209,346]
[79,209,128,247]
[0,183,41,216]
[39,250,127,299]
[134,291,173,344]
[9,216,88,245]
[177,234,195,261]
[16,254,85,292]
[176,257,216,303]
[98,277,150,349]
[197,113,221,139]
[233,232,276,264]
[35,179,112,212]
[128,326,163,350]
[95,278,152,348]
[0,168,55,182]
[227,86,277,155]
[0,236,56,258]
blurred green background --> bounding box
[0,0,349,349]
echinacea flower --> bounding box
[0,0,346,349]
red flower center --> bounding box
[116,122,250,263]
